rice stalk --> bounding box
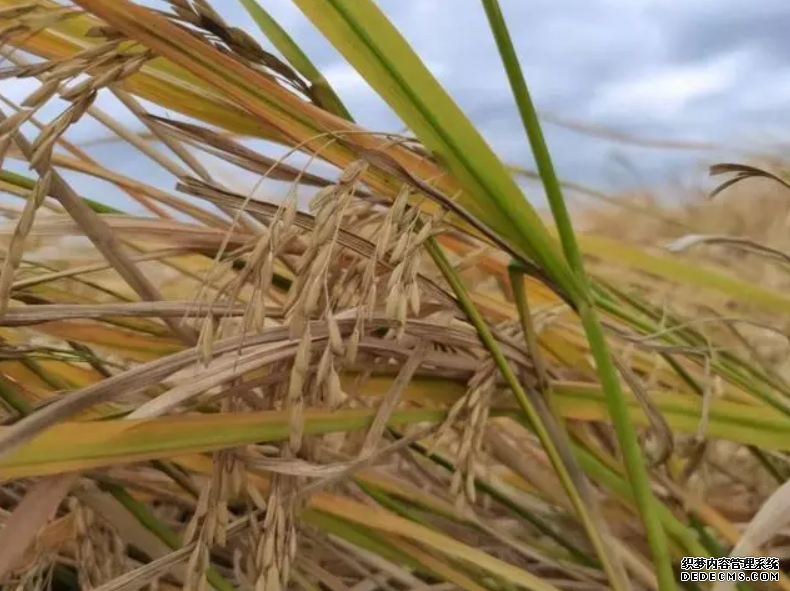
[0,2,786,591]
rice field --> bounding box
[0,2,788,591]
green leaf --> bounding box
[237,0,354,120]
[480,1,674,587]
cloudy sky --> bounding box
[207,0,790,190]
[5,0,790,208]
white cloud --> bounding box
[589,51,747,120]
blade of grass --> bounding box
[1,113,197,345]
[236,0,354,120]
[0,170,122,215]
[313,495,565,591]
[12,385,790,484]
[479,1,674,587]
[425,237,629,591]
[0,377,236,590]
[102,482,234,591]
[580,234,790,316]
[391,430,597,567]
[0,407,452,479]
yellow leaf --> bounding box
[32,321,182,361]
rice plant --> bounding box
[0,1,787,590]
